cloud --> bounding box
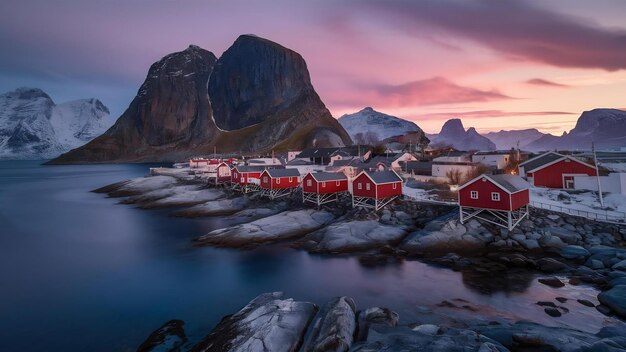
[419,110,574,120]
[355,0,626,71]
[526,78,569,88]
[328,77,512,109]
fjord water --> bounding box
[0,161,611,351]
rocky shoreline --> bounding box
[94,174,626,350]
[138,292,626,352]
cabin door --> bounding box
[563,176,575,189]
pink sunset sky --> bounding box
[1,0,625,134]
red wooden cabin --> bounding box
[231,165,267,193]
[302,172,349,206]
[259,168,301,199]
[519,152,597,189]
[458,174,530,230]
[208,161,232,185]
[352,170,403,210]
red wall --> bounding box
[302,174,317,193]
[232,170,261,185]
[511,189,530,210]
[532,159,597,188]
[260,172,300,189]
[352,173,402,199]
[459,178,512,211]
[302,174,347,194]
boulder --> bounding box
[536,258,568,273]
[137,320,187,352]
[598,285,626,318]
[612,260,626,271]
[549,227,582,245]
[560,245,590,259]
[304,296,356,352]
[538,277,565,288]
[299,220,408,253]
[355,307,399,342]
[191,292,318,352]
[411,324,440,335]
[195,210,334,247]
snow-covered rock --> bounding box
[195,210,335,247]
[429,119,496,151]
[299,220,408,253]
[0,87,112,159]
[138,187,225,208]
[337,107,422,143]
[94,176,179,197]
[191,292,318,352]
[136,320,187,352]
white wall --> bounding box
[472,154,510,169]
[432,164,476,178]
[573,173,626,194]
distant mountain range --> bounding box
[429,118,496,151]
[50,35,351,164]
[0,88,112,160]
[482,129,547,150]
[525,109,626,151]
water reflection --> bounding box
[461,267,535,294]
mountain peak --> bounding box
[439,118,465,135]
[6,87,52,101]
[431,118,495,151]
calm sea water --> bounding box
[0,161,613,351]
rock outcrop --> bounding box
[429,119,496,151]
[50,35,351,163]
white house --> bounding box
[472,151,512,170]
[573,173,626,195]
[432,159,478,179]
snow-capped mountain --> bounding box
[0,88,112,159]
[429,118,496,151]
[526,109,626,151]
[337,107,422,143]
[482,128,547,150]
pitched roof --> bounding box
[265,168,301,178]
[308,172,348,182]
[459,174,529,194]
[332,158,362,167]
[296,147,340,158]
[400,161,432,173]
[234,165,269,173]
[519,152,563,172]
[362,170,402,184]
[488,174,530,193]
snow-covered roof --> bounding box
[362,170,402,184]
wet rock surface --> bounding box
[136,319,187,352]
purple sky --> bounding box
[1,0,625,134]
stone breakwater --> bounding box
[137,292,626,352]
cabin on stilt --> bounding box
[458,174,530,230]
[351,170,403,210]
[302,172,349,207]
[259,168,301,199]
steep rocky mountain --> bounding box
[337,107,423,143]
[527,109,626,151]
[482,128,547,150]
[0,88,112,159]
[51,35,351,163]
[429,118,496,151]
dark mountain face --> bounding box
[51,36,351,163]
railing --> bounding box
[530,200,626,224]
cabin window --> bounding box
[336,181,340,186]
[358,183,362,190]
[491,192,500,201]
[392,183,397,189]
[366,183,371,191]
[263,177,268,183]
[276,178,281,184]
[306,179,312,187]
[240,177,244,183]
[289,177,293,182]
[470,191,478,199]
[322,182,326,188]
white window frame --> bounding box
[276,178,281,184]
[470,191,478,199]
[491,192,500,201]
[240,177,245,183]
[336,181,340,186]
[289,177,293,182]
[306,179,312,187]
[358,183,362,190]
[263,177,268,183]
[322,182,326,188]
[392,183,397,189]
[366,183,371,191]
